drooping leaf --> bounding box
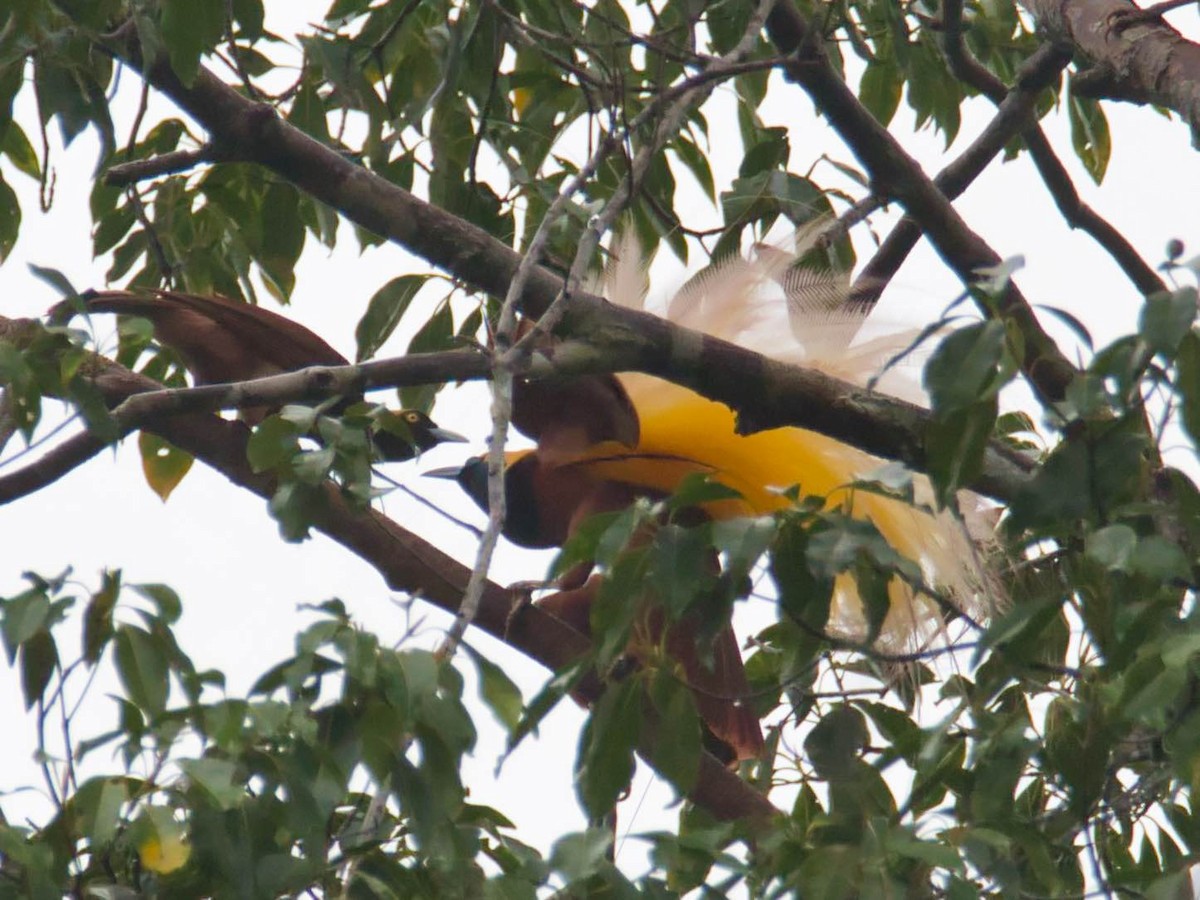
[138,431,194,501]
[160,0,225,87]
[114,625,170,715]
[575,677,641,818]
[355,274,429,361]
[463,643,523,734]
[0,171,19,262]
[1067,88,1111,184]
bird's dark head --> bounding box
[424,452,545,547]
[373,409,467,461]
[424,455,490,509]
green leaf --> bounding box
[1067,88,1111,184]
[0,172,19,263]
[257,182,306,299]
[649,524,712,617]
[804,705,868,780]
[20,629,57,710]
[400,301,455,411]
[246,416,303,472]
[0,123,38,178]
[548,828,614,883]
[506,661,588,759]
[355,274,429,361]
[231,0,264,40]
[1085,524,1138,571]
[670,133,715,202]
[287,81,332,143]
[160,0,226,87]
[1130,535,1190,583]
[1035,303,1094,352]
[885,826,964,872]
[1140,288,1197,356]
[93,202,137,257]
[133,805,190,875]
[667,473,742,512]
[32,55,97,148]
[463,643,523,734]
[1,587,51,661]
[114,625,170,714]
[180,757,245,810]
[859,59,902,126]
[130,583,183,623]
[82,570,121,665]
[292,445,335,483]
[853,554,892,645]
[74,776,129,847]
[924,321,1007,414]
[576,678,641,818]
[27,263,78,299]
[925,397,998,506]
[268,481,324,542]
[1178,331,1200,447]
[1043,697,1108,814]
[771,519,834,637]
[138,431,194,501]
[805,517,898,582]
[647,670,700,794]
[861,702,921,760]
[738,127,789,178]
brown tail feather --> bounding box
[537,580,764,763]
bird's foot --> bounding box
[503,580,545,636]
[1109,0,1194,32]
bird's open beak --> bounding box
[426,426,469,445]
[423,464,465,480]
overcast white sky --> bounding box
[2,2,1199,882]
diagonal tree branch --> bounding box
[763,2,1079,403]
[0,316,1036,507]
[849,43,1075,309]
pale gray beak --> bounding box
[423,464,466,480]
[426,426,469,445]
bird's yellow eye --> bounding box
[405,412,419,423]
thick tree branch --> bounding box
[763,2,1079,403]
[1020,0,1200,145]
[0,317,1036,506]
[0,429,110,502]
[0,315,777,826]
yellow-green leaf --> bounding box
[139,431,194,501]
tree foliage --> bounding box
[1,0,1200,897]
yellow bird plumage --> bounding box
[435,233,994,758]
[560,234,991,647]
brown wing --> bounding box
[660,617,765,763]
[513,376,640,463]
[508,318,639,460]
[527,473,763,762]
[75,290,348,383]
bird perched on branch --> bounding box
[433,236,994,762]
[51,289,465,461]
